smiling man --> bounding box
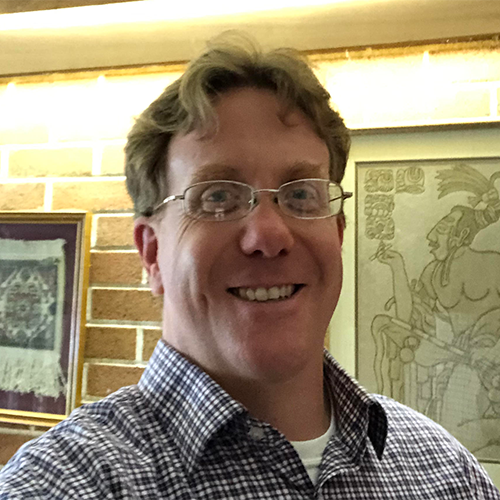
[1,34,499,499]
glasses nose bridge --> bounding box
[251,187,280,209]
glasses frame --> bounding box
[152,178,353,220]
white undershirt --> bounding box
[290,414,335,485]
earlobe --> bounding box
[134,217,164,295]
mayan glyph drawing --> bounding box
[357,160,500,460]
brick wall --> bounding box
[1,39,499,465]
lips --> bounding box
[228,284,304,302]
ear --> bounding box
[134,217,164,296]
[458,227,470,247]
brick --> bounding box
[142,329,162,361]
[91,288,162,322]
[49,73,182,142]
[0,83,49,145]
[39,79,110,143]
[51,180,132,212]
[9,147,92,178]
[101,145,126,176]
[0,83,51,145]
[95,216,135,247]
[430,47,500,83]
[430,87,490,120]
[86,364,144,397]
[323,52,426,126]
[0,434,35,465]
[0,183,45,210]
[0,126,49,146]
[84,326,136,360]
[322,50,498,127]
[90,251,143,285]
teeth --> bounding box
[233,285,297,302]
[255,288,268,301]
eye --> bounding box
[203,188,230,204]
[185,181,251,219]
[282,181,324,215]
[200,184,240,211]
[290,188,312,200]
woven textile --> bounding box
[1,341,499,499]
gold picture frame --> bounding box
[0,211,91,427]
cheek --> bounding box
[307,223,343,281]
[160,218,230,295]
[158,217,199,287]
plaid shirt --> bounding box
[1,341,499,499]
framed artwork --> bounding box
[334,125,500,463]
[0,211,91,427]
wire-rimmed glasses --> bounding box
[152,178,352,221]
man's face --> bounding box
[427,210,462,261]
[137,88,344,385]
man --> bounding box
[1,34,499,499]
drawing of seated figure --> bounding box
[372,164,500,457]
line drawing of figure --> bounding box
[371,163,500,457]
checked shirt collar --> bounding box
[138,341,387,478]
[138,341,247,475]
[320,351,387,482]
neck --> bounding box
[214,360,331,441]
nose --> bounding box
[239,196,295,258]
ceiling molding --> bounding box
[1,0,499,77]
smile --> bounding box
[228,284,304,302]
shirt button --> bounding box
[248,425,266,440]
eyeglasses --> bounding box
[152,178,352,221]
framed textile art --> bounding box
[329,125,500,463]
[0,211,91,427]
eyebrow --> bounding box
[189,165,242,184]
[285,162,327,180]
[189,161,328,185]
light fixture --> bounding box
[0,0,353,31]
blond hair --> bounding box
[125,33,350,216]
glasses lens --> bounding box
[328,182,343,216]
[184,181,253,220]
[280,179,341,218]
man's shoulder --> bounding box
[0,385,167,498]
[372,393,455,438]
[8,384,158,457]
[371,394,476,466]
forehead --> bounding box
[166,88,330,189]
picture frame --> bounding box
[0,211,91,427]
[328,124,500,463]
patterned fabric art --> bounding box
[0,238,66,399]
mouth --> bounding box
[228,284,305,302]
